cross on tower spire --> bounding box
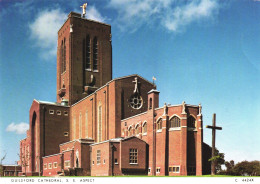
[80,2,88,18]
[152,76,156,87]
[206,113,223,175]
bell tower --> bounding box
[56,11,112,105]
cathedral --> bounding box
[19,10,211,177]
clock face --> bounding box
[130,93,143,109]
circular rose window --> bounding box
[130,94,143,109]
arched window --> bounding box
[93,37,98,71]
[128,127,133,136]
[60,41,64,73]
[63,38,66,72]
[169,116,181,128]
[83,35,91,70]
[135,124,140,135]
[188,116,196,128]
[143,122,147,133]
[157,119,162,130]
[61,38,66,73]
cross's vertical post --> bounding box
[211,113,216,175]
[206,113,222,176]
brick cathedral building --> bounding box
[19,10,211,176]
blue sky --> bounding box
[0,0,259,166]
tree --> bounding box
[224,160,235,175]
[222,160,260,176]
[0,151,7,176]
[233,161,260,176]
[208,148,225,174]
[0,151,6,165]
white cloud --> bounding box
[29,9,67,60]
[86,6,106,22]
[29,7,105,60]
[164,0,218,32]
[6,122,29,135]
[108,0,219,32]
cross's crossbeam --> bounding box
[206,125,222,130]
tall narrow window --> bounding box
[97,150,101,164]
[188,116,196,128]
[60,38,66,74]
[143,122,147,133]
[149,98,152,109]
[157,119,162,131]
[98,105,102,142]
[135,125,139,135]
[73,116,76,139]
[85,111,88,138]
[128,127,132,136]
[63,38,66,72]
[93,37,98,71]
[169,116,181,128]
[79,113,82,138]
[60,41,64,73]
[86,35,91,69]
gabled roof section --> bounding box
[90,137,123,146]
[107,74,154,86]
[121,136,147,144]
[72,74,154,107]
[59,138,94,146]
[90,136,146,146]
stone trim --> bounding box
[42,153,62,158]
[169,127,181,131]
[121,111,147,122]
[156,129,162,133]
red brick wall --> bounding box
[108,81,116,139]
[71,76,154,143]
[196,114,203,175]
[57,13,112,105]
[20,137,31,174]
[42,154,63,176]
[22,100,70,175]
[63,150,74,170]
[120,138,147,171]
[91,142,110,176]
[59,140,92,173]
[110,142,121,175]
[115,76,154,121]
[57,16,71,104]
[81,143,91,173]
[43,104,70,157]
[29,100,40,173]
[120,103,202,176]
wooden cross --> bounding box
[206,113,222,175]
[152,76,156,86]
